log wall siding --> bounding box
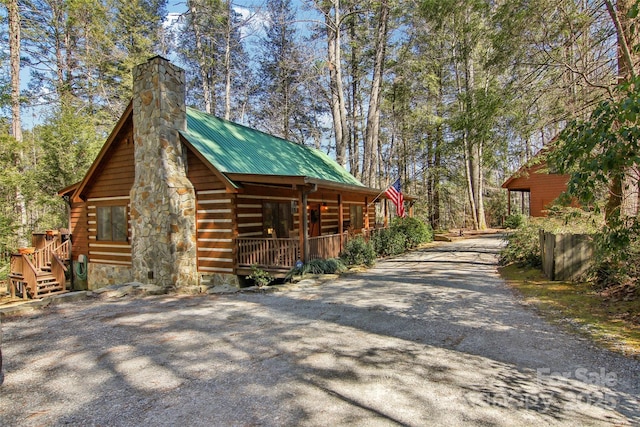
[74,120,135,264]
[237,185,299,239]
[84,120,135,198]
[195,190,235,273]
[187,148,236,274]
[308,197,340,235]
[236,200,264,238]
[69,201,89,258]
[86,197,132,265]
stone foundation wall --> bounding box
[87,263,133,290]
[200,273,240,287]
[85,265,237,291]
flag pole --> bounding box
[368,176,399,206]
[368,187,389,206]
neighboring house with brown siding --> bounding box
[59,56,399,291]
[501,151,570,217]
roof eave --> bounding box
[58,182,80,198]
[225,173,385,197]
[305,177,376,194]
[180,135,239,192]
[224,173,308,187]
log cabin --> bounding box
[501,149,570,217]
[59,56,404,291]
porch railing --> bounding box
[236,237,301,269]
[308,232,347,261]
[236,232,350,270]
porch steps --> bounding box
[35,274,65,296]
[8,270,66,299]
[9,236,70,300]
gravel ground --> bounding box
[1,235,639,426]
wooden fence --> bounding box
[539,230,593,281]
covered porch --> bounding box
[235,232,348,276]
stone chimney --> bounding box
[130,56,198,290]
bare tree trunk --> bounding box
[8,0,28,248]
[432,139,441,229]
[54,3,65,96]
[464,47,480,228]
[476,141,487,229]
[8,0,22,143]
[189,0,213,114]
[604,0,639,222]
[223,0,232,120]
[363,0,389,187]
[348,6,361,178]
[319,0,350,167]
[463,133,479,230]
[453,13,480,230]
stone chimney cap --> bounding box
[146,55,171,63]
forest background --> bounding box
[0,0,634,255]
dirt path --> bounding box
[1,235,639,426]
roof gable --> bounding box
[181,108,363,187]
[71,102,133,201]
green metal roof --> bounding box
[181,107,363,187]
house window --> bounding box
[97,206,127,241]
[263,202,292,238]
[350,204,363,229]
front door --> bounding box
[309,204,321,237]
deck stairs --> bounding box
[8,236,71,299]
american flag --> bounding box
[385,178,405,217]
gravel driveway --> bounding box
[1,235,639,426]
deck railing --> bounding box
[236,237,301,269]
[9,253,38,299]
[236,232,350,270]
[308,233,347,261]
[34,238,57,270]
[54,239,70,262]
[8,236,71,299]
[51,253,68,293]
[235,228,389,272]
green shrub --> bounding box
[590,222,640,290]
[248,265,274,287]
[499,221,542,267]
[340,236,376,266]
[391,217,433,248]
[370,217,433,257]
[286,258,348,278]
[372,228,406,256]
[504,213,526,229]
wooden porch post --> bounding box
[300,190,309,262]
[507,190,511,216]
[338,194,344,251]
[364,197,370,230]
[384,199,388,227]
